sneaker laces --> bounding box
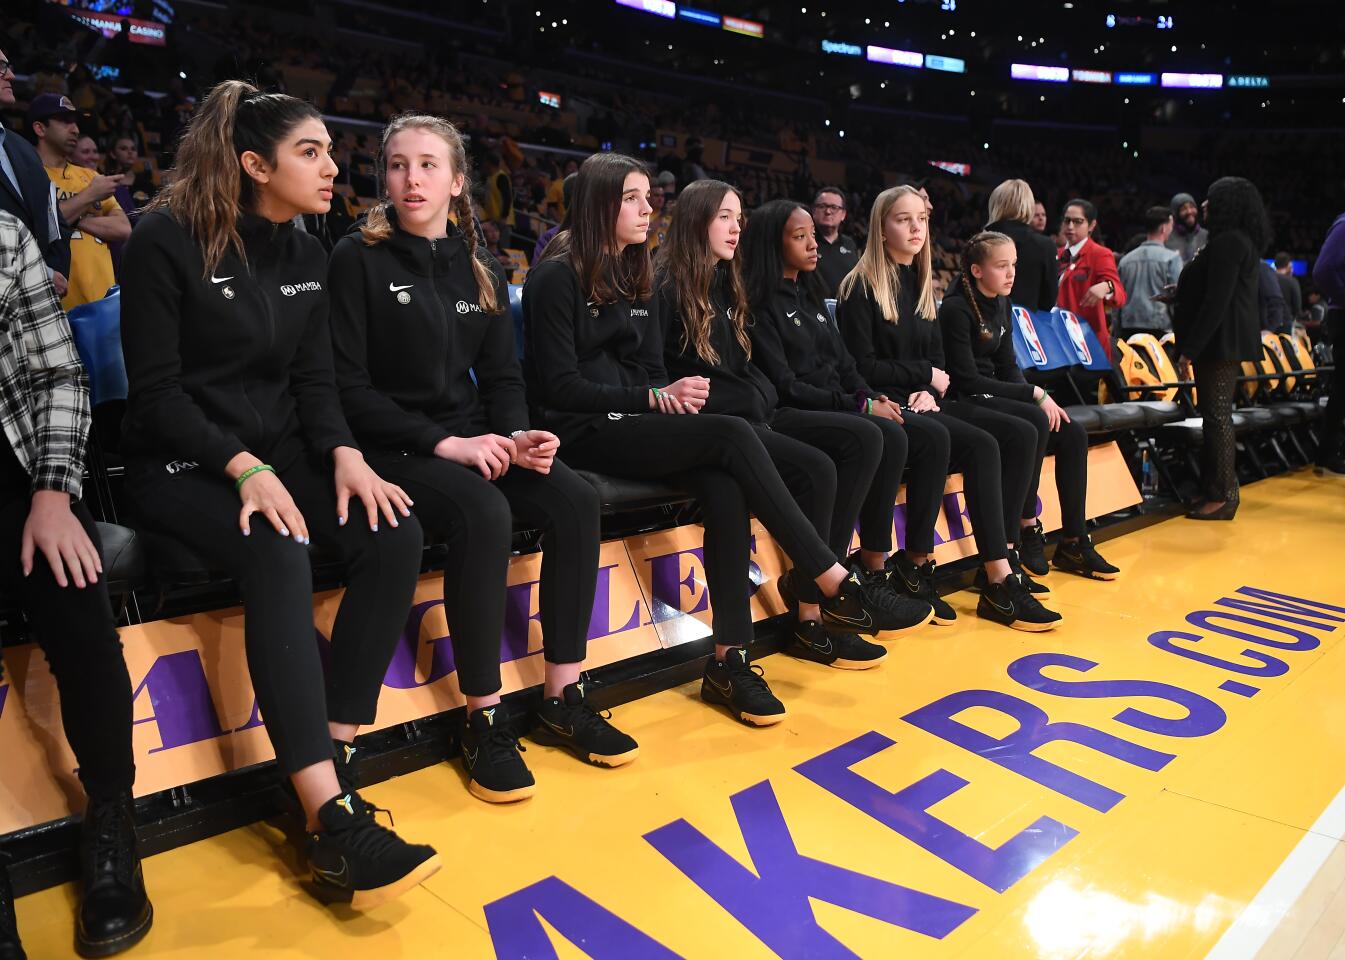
[723,656,774,696]
[479,724,527,767]
[915,560,940,601]
[331,800,408,859]
[560,699,619,738]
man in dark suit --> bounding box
[0,50,70,293]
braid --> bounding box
[961,268,994,342]
[455,191,502,315]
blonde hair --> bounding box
[838,185,936,323]
[987,179,1035,227]
[360,113,501,314]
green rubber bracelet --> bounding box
[235,464,275,492]
[866,398,873,415]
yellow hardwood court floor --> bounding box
[15,470,1345,959]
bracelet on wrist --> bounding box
[235,463,275,492]
[865,398,873,415]
[1035,391,1048,407]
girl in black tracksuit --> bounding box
[118,81,438,909]
[655,181,928,672]
[329,115,636,806]
[524,153,928,729]
[839,185,1060,631]
[740,199,940,619]
[938,230,1120,582]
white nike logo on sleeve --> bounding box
[389,283,414,292]
[210,274,233,283]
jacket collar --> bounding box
[376,206,467,277]
[237,211,296,258]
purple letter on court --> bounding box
[486,875,682,959]
[796,731,1077,892]
[1006,653,1226,738]
[647,547,709,620]
[645,780,976,957]
[902,688,1175,813]
[131,650,228,753]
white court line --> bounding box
[1205,785,1345,959]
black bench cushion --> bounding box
[573,471,689,511]
[95,522,145,591]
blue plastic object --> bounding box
[66,285,128,406]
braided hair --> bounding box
[361,113,501,314]
[960,230,1014,342]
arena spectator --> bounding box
[647,170,672,252]
[1167,191,1210,265]
[1057,198,1126,357]
[1312,211,1345,475]
[1031,200,1048,234]
[1174,177,1269,518]
[0,49,69,291]
[1116,205,1183,337]
[0,211,151,959]
[534,172,574,264]
[480,151,514,247]
[985,179,1057,311]
[812,186,859,299]
[28,94,127,309]
[1258,260,1292,333]
[71,134,99,170]
[481,218,508,265]
[1274,252,1303,321]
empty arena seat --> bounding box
[1063,403,1149,434]
[94,522,144,593]
[1128,400,1184,427]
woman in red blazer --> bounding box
[1057,199,1127,358]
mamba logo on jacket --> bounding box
[280,281,324,296]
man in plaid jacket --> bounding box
[0,211,152,958]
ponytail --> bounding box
[359,113,500,314]
[148,79,320,277]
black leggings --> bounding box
[941,399,1043,548]
[562,414,839,643]
[1195,358,1242,502]
[951,396,1090,539]
[369,453,600,697]
[758,408,882,558]
[1319,313,1344,459]
[0,496,134,800]
[899,408,1010,562]
[125,455,424,776]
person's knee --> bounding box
[240,528,314,588]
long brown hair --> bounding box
[148,79,320,276]
[539,152,652,304]
[960,230,1014,342]
[838,184,936,323]
[654,179,750,365]
[359,113,500,314]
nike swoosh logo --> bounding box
[210,274,233,283]
[706,675,733,697]
[464,746,479,767]
[786,310,797,318]
[313,857,350,886]
[541,717,575,738]
[799,633,833,655]
[828,610,874,630]
[989,597,1015,615]
[389,282,414,292]
[901,574,921,592]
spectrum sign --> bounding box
[821,39,863,57]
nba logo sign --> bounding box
[1058,309,1093,365]
[1013,307,1048,366]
